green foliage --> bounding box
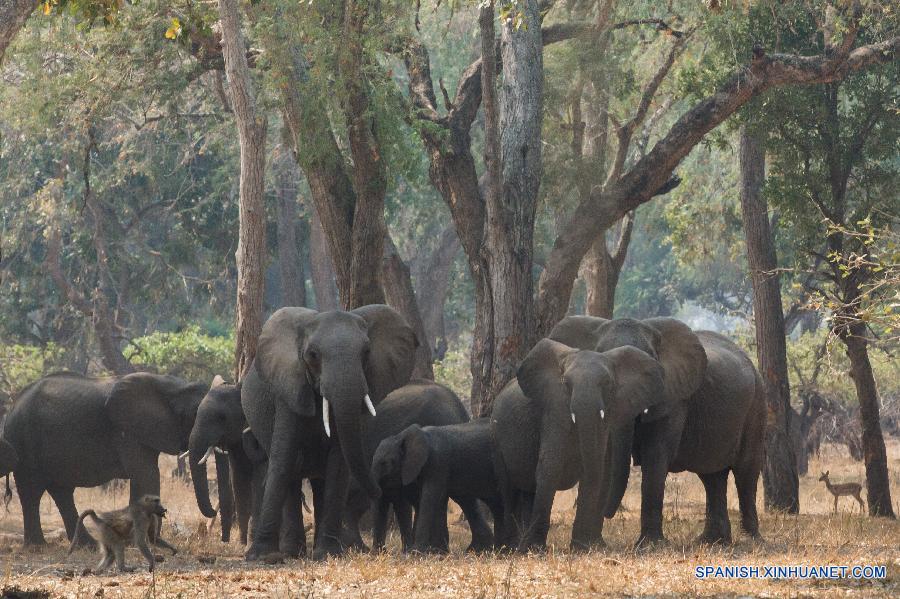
[0,343,68,398]
[432,335,473,408]
[125,326,234,382]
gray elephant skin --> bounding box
[493,317,765,551]
[3,371,210,547]
[372,418,501,553]
[0,438,17,477]
[187,377,253,544]
[241,304,418,560]
[343,380,483,553]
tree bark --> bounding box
[308,208,339,311]
[0,0,36,65]
[381,235,433,379]
[738,126,799,513]
[413,226,460,359]
[274,145,307,308]
[472,0,543,415]
[582,212,634,318]
[841,322,894,517]
[219,0,268,380]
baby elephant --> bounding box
[371,418,502,553]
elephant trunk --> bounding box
[215,450,234,542]
[570,392,610,549]
[604,420,634,518]
[323,370,381,501]
[189,429,218,519]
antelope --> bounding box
[818,471,865,514]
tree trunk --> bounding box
[473,0,543,415]
[581,213,634,319]
[0,0,36,65]
[308,208,339,311]
[413,226,460,359]
[274,146,307,308]
[381,235,433,379]
[219,0,268,380]
[840,314,895,517]
[738,127,799,513]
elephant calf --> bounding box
[371,418,501,553]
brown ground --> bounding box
[0,441,897,598]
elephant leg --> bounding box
[394,499,414,553]
[246,410,300,560]
[636,436,671,547]
[412,476,448,554]
[47,486,97,550]
[16,476,46,547]
[697,469,732,545]
[117,442,161,503]
[455,497,493,553]
[520,459,558,553]
[215,451,235,544]
[372,497,391,552]
[488,500,504,550]
[229,451,253,545]
[312,443,350,560]
[341,487,370,553]
[733,463,761,539]
[279,476,304,558]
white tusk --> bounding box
[600,410,605,420]
[178,450,189,460]
[571,413,576,424]
[214,447,228,455]
[198,446,214,466]
[242,426,252,434]
[364,394,376,417]
[644,408,649,414]
[322,397,331,437]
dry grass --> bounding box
[1,441,898,598]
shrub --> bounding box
[126,326,234,383]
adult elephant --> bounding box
[242,305,417,560]
[187,376,253,544]
[3,371,208,547]
[548,317,765,546]
[492,339,668,551]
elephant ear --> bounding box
[516,338,578,406]
[399,425,429,486]
[643,318,707,404]
[548,316,610,351]
[255,307,319,417]
[106,373,208,454]
[602,346,668,426]
[352,304,418,403]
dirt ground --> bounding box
[0,441,897,598]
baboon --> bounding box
[69,495,177,574]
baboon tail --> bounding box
[68,510,98,554]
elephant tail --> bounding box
[3,475,11,510]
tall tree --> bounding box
[402,1,897,411]
[273,142,307,308]
[739,125,799,512]
[218,0,268,380]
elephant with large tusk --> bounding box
[241,304,418,560]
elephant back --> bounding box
[106,372,208,455]
[4,373,119,484]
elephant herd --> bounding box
[0,305,766,560]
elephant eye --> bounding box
[305,348,320,365]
